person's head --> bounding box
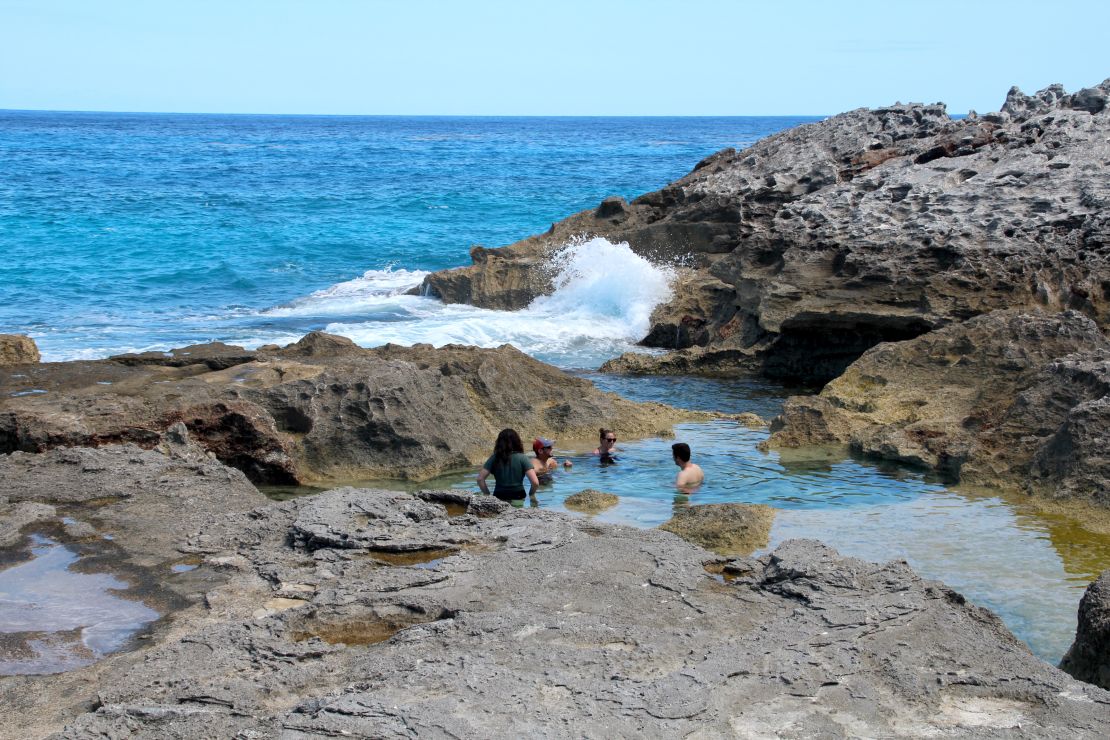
[494,428,524,462]
[599,428,616,447]
[672,442,691,465]
[533,437,554,458]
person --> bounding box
[477,428,539,506]
[531,437,571,483]
[592,428,619,462]
[672,442,704,490]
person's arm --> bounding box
[477,467,492,495]
[526,468,539,498]
[546,458,558,471]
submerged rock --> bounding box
[421,79,1110,384]
[766,310,1110,502]
[0,335,40,366]
[563,489,619,514]
[1061,570,1110,690]
[658,502,775,555]
[0,333,703,485]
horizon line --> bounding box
[0,106,835,119]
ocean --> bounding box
[0,111,817,365]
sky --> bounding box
[1,0,1108,116]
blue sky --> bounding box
[2,0,1107,116]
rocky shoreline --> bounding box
[3,440,1110,738]
[3,78,1110,736]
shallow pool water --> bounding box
[0,536,159,675]
[264,374,1110,664]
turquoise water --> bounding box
[6,111,1110,665]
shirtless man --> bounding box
[672,442,704,490]
[532,437,571,483]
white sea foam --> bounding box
[245,238,674,368]
[260,267,430,318]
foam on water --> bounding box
[248,238,674,368]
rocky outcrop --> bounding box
[563,489,619,514]
[4,479,1108,738]
[0,333,704,485]
[765,310,1110,501]
[658,502,775,555]
[0,334,40,366]
[421,80,1110,383]
[1061,570,1110,690]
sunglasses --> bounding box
[604,437,617,442]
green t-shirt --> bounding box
[483,452,532,498]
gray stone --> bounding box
[1061,570,1110,689]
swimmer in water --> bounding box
[593,428,619,463]
[672,442,704,491]
[531,437,571,482]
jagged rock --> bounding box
[0,334,702,485]
[5,486,1105,738]
[420,79,1110,383]
[658,502,775,555]
[766,310,1110,500]
[0,501,56,548]
[1061,570,1110,689]
[0,334,40,366]
[563,489,619,514]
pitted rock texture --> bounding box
[422,79,1110,383]
[658,502,775,555]
[1061,569,1110,690]
[0,333,703,484]
[563,488,619,514]
[0,334,40,366]
[1,488,1104,739]
[766,310,1110,501]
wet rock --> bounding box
[0,502,56,548]
[767,310,1110,500]
[0,335,40,366]
[1061,570,1110,689]
[563,489,619,514]
[658,502,775,555]
[0,335,701,485]
[733,412,766,428]
[420,79,1110,384]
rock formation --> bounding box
[1061,569,1110,690]
[0,334,40,366]
[563,488,619,514]
[420,80,1110,384]
[0,333,705,485]
[2,456,1108,738]
[658,502,775,555]
[764,310,1110,501]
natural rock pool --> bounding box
[0,536,159,675]
[265,373,1110,664]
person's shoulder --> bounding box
[513,452,532,464]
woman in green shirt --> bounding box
[478,428,539,504]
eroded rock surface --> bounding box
[0,335,40,366]
[658,502,775,555]
[1061,569,1110,690]
[422,80,1110,384]
[766,310,1110,501]
[0,333,702,484]
[0,483,1103,738]
[563,488,619,514]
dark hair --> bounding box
[672,442,691,463]
[494,428,524,464]
[599,427,613,441]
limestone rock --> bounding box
[0,334,40,366]
[0,334,699,485]
[658,502,775,555]
[1061,570,1110,689]
[767,310,1110,500]
[420,79,1110,384]
[563,489,619,514]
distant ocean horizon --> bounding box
[0,110,821,368]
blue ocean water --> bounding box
[0,111,816,363]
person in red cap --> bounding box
[532,437,571,483]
